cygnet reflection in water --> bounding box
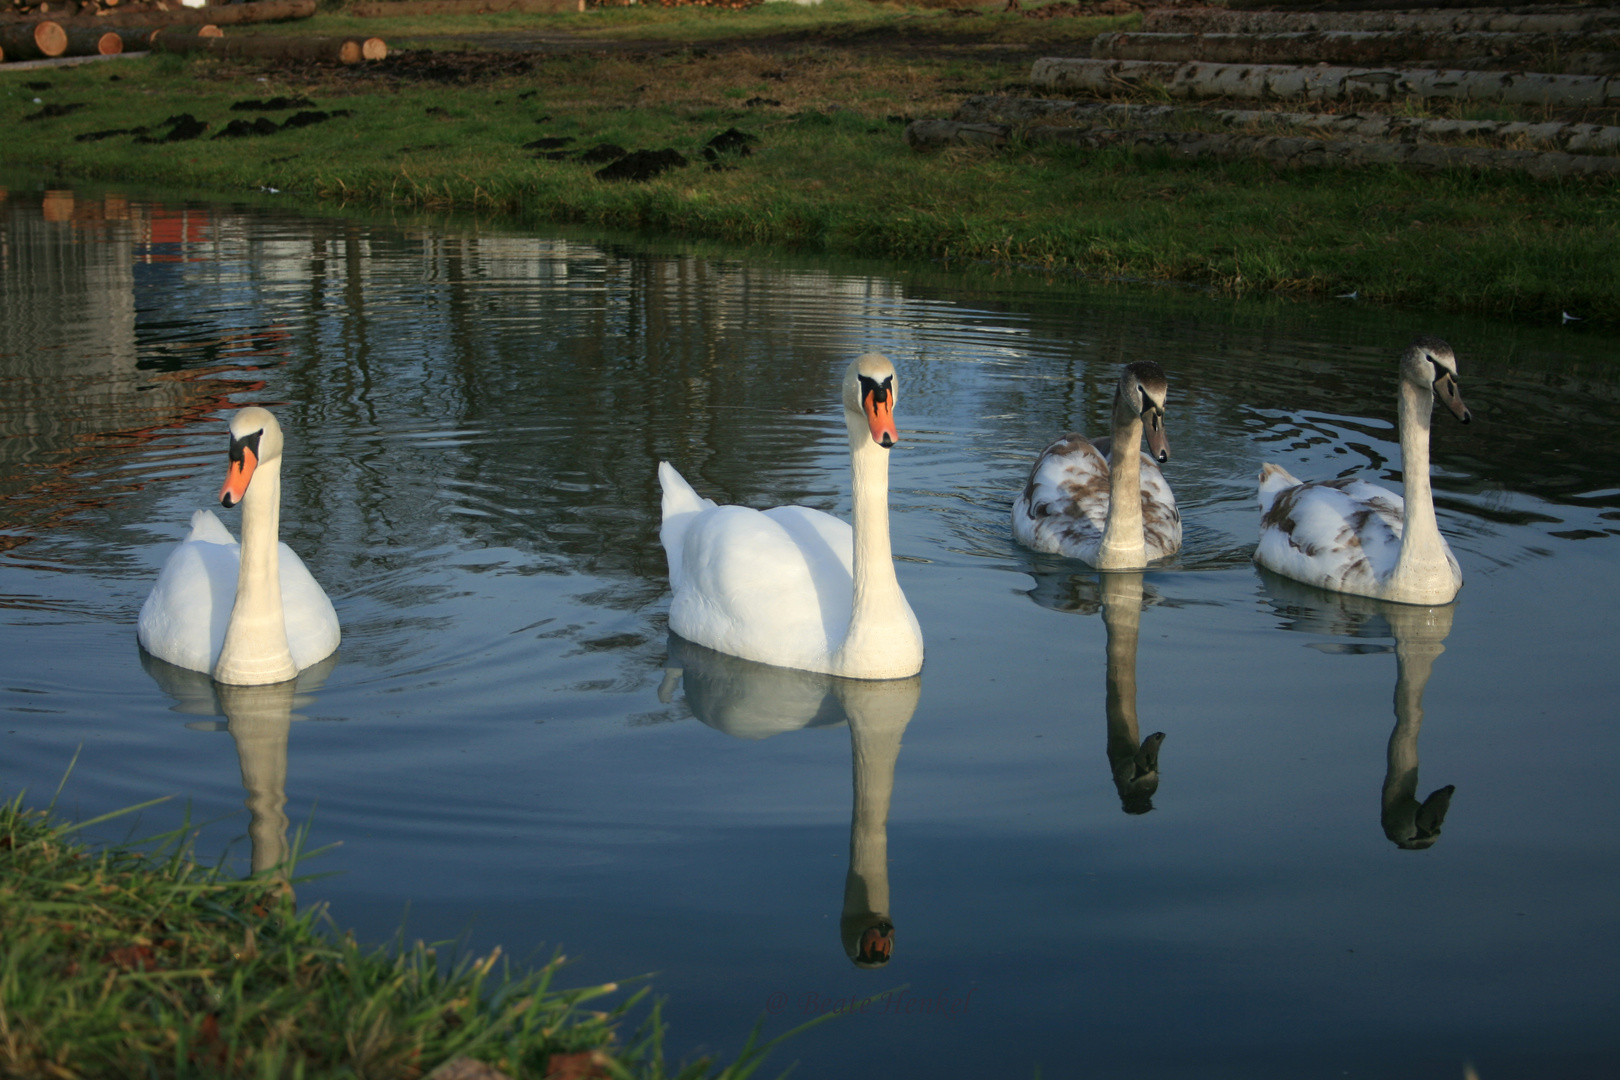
[1099,574,1167,815]
[1258,569,1457,850]
[661,633,920,967]
[1022,569,1168,814]
[139,649,339,881]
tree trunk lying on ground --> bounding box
[0,20,65,60]
[150,32,385,64]
[63,26,120,56]
[346,0,584,14]
[905,117,1620,179]
[1030,57,1620,107]
[0,0,315,29]
[954,94,1620,154]
[1141,6,1620,35]
[1090,30,1618,73]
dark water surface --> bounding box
[3,182,1618,1079]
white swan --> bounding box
[658,354,924,680]
[1255,337,1472,605]
[137,407,340,685]
[1011,361,1181,569]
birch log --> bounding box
[954,95,1620,154]
[1142,7,1620,35]
[0,20,66,60]
[1090,31,1616,70]
[1030,57,1620,107]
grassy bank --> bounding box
[0,791,806,1079]
[3,0,1617,323]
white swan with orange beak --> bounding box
[137,407,340,685]
[658,354,924,680]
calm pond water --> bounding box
[2,180,1618,1079]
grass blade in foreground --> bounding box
[0,792,815,1079]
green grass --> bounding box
[0,785,821,1079]
[2,3,1617,323]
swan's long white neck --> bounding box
[833,416,916,678]
[1390,379,1452,599]
[1097,407,1145,569]
[214,456,299,685]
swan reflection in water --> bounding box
[139,649,338,881]
[1258,570,1457,850]
[1025,570,1166,814]
[659,634,919,967]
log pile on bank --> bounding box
[906,3,1620,179]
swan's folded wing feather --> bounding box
[137,536,239,674]
[1012,434,1111,556]
[1137,454,1182,559]
[277,543,341,671]
[658,462,719,593]
[1256,479,1404,592]
[668,504,846,672]
[185,509,237,546]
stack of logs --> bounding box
[1,23,385,65]
[1,0,382,64]
[907,5,1620,180]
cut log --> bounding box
[1,0,316,29]
[150,33,383,64]
[907,116,1620,179]
[347,0,584,15]
[1090,31,1617,71]
[113,26,159,50]
[954,94,1620,154]
[0,20,67,60]
[1142,7,1620,35]
[62,26,121,55]
[1030,57,1620,108]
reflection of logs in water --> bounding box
[1100,573,1164,815]
[663,634,919,966]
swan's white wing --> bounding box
[137,530,239,674]
[277,543,341,671]
[666,503,850,673]
[1011,434,1111,561]
[1256,474,1405,595]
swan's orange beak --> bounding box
[220,443,257,509]
[864,390,897,449]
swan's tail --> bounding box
[1257,462,1302,515]
[658,462,715,592]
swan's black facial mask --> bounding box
[220,429,264,509]
[858,375,897,448]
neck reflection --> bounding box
[1257,570,1457,850]
[140,648,336,882]
[1100,573,1165,815]
[662,634,921,967]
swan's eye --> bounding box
[228,429,263,464]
